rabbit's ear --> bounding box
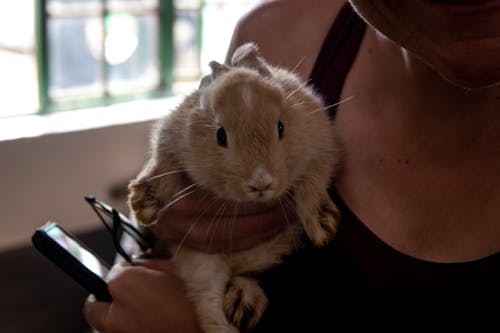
[198,74,212,90]
[198,61,230,90]
[231,42,271,77]
[209,61,231,79]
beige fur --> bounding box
[128,43,341,333]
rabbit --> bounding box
[128,42,342,333]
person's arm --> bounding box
[149,173,292,254]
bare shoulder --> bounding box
[225,0,345,79]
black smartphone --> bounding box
[31,221,112,302]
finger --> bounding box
[83,299,111,333]
[86,294,96,304]
[131,258,173,272]
[106,262,132,282]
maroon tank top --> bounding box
[255,3,500,331]
[309,1,366,119]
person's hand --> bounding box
[150,173,296,255]
[84,259,201,333]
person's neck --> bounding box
[335,27,500,262]
[372,28,498,114]
[357,28,500,156]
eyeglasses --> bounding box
[85,196,153,263]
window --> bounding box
[0,0,258,118]
[38,0,172,112]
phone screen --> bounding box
[45,224,109,279]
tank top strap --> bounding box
[309,2,366,119]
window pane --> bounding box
[0,51,38,117]
[48,0,100,3]
[175,0,201,9]
[107,14,160,95]
[201,0,258,74]
[0,2,38,117]
[107,0,158,12]
[48,17,104,101]
[47,0,101,17]
[173,7,201,81]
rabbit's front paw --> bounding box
[128,179,162,225]
[305,195,340,247]
[224,276,267,333]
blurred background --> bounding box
[0,0,260,331]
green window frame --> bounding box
[35,0,176,114]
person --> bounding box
[84,0,500,331]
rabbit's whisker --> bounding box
[147,169,185,181]
[226,200,240,256]
[165,189,198,210]
[173,191,218,257]
[289,101,306,110]
[285,79,311,100]
[290,56,306,75]
[173,182,200,199]
[206,201,230,253]
[310,95,354,114]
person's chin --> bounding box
[439,64,500,90]
[430,38,500,90]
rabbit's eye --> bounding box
[216,126,227,147]
[278,121,284,140]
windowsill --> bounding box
[0,95,184,142]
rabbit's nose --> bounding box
[246,167,274,193]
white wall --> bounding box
[0,119,155,251]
